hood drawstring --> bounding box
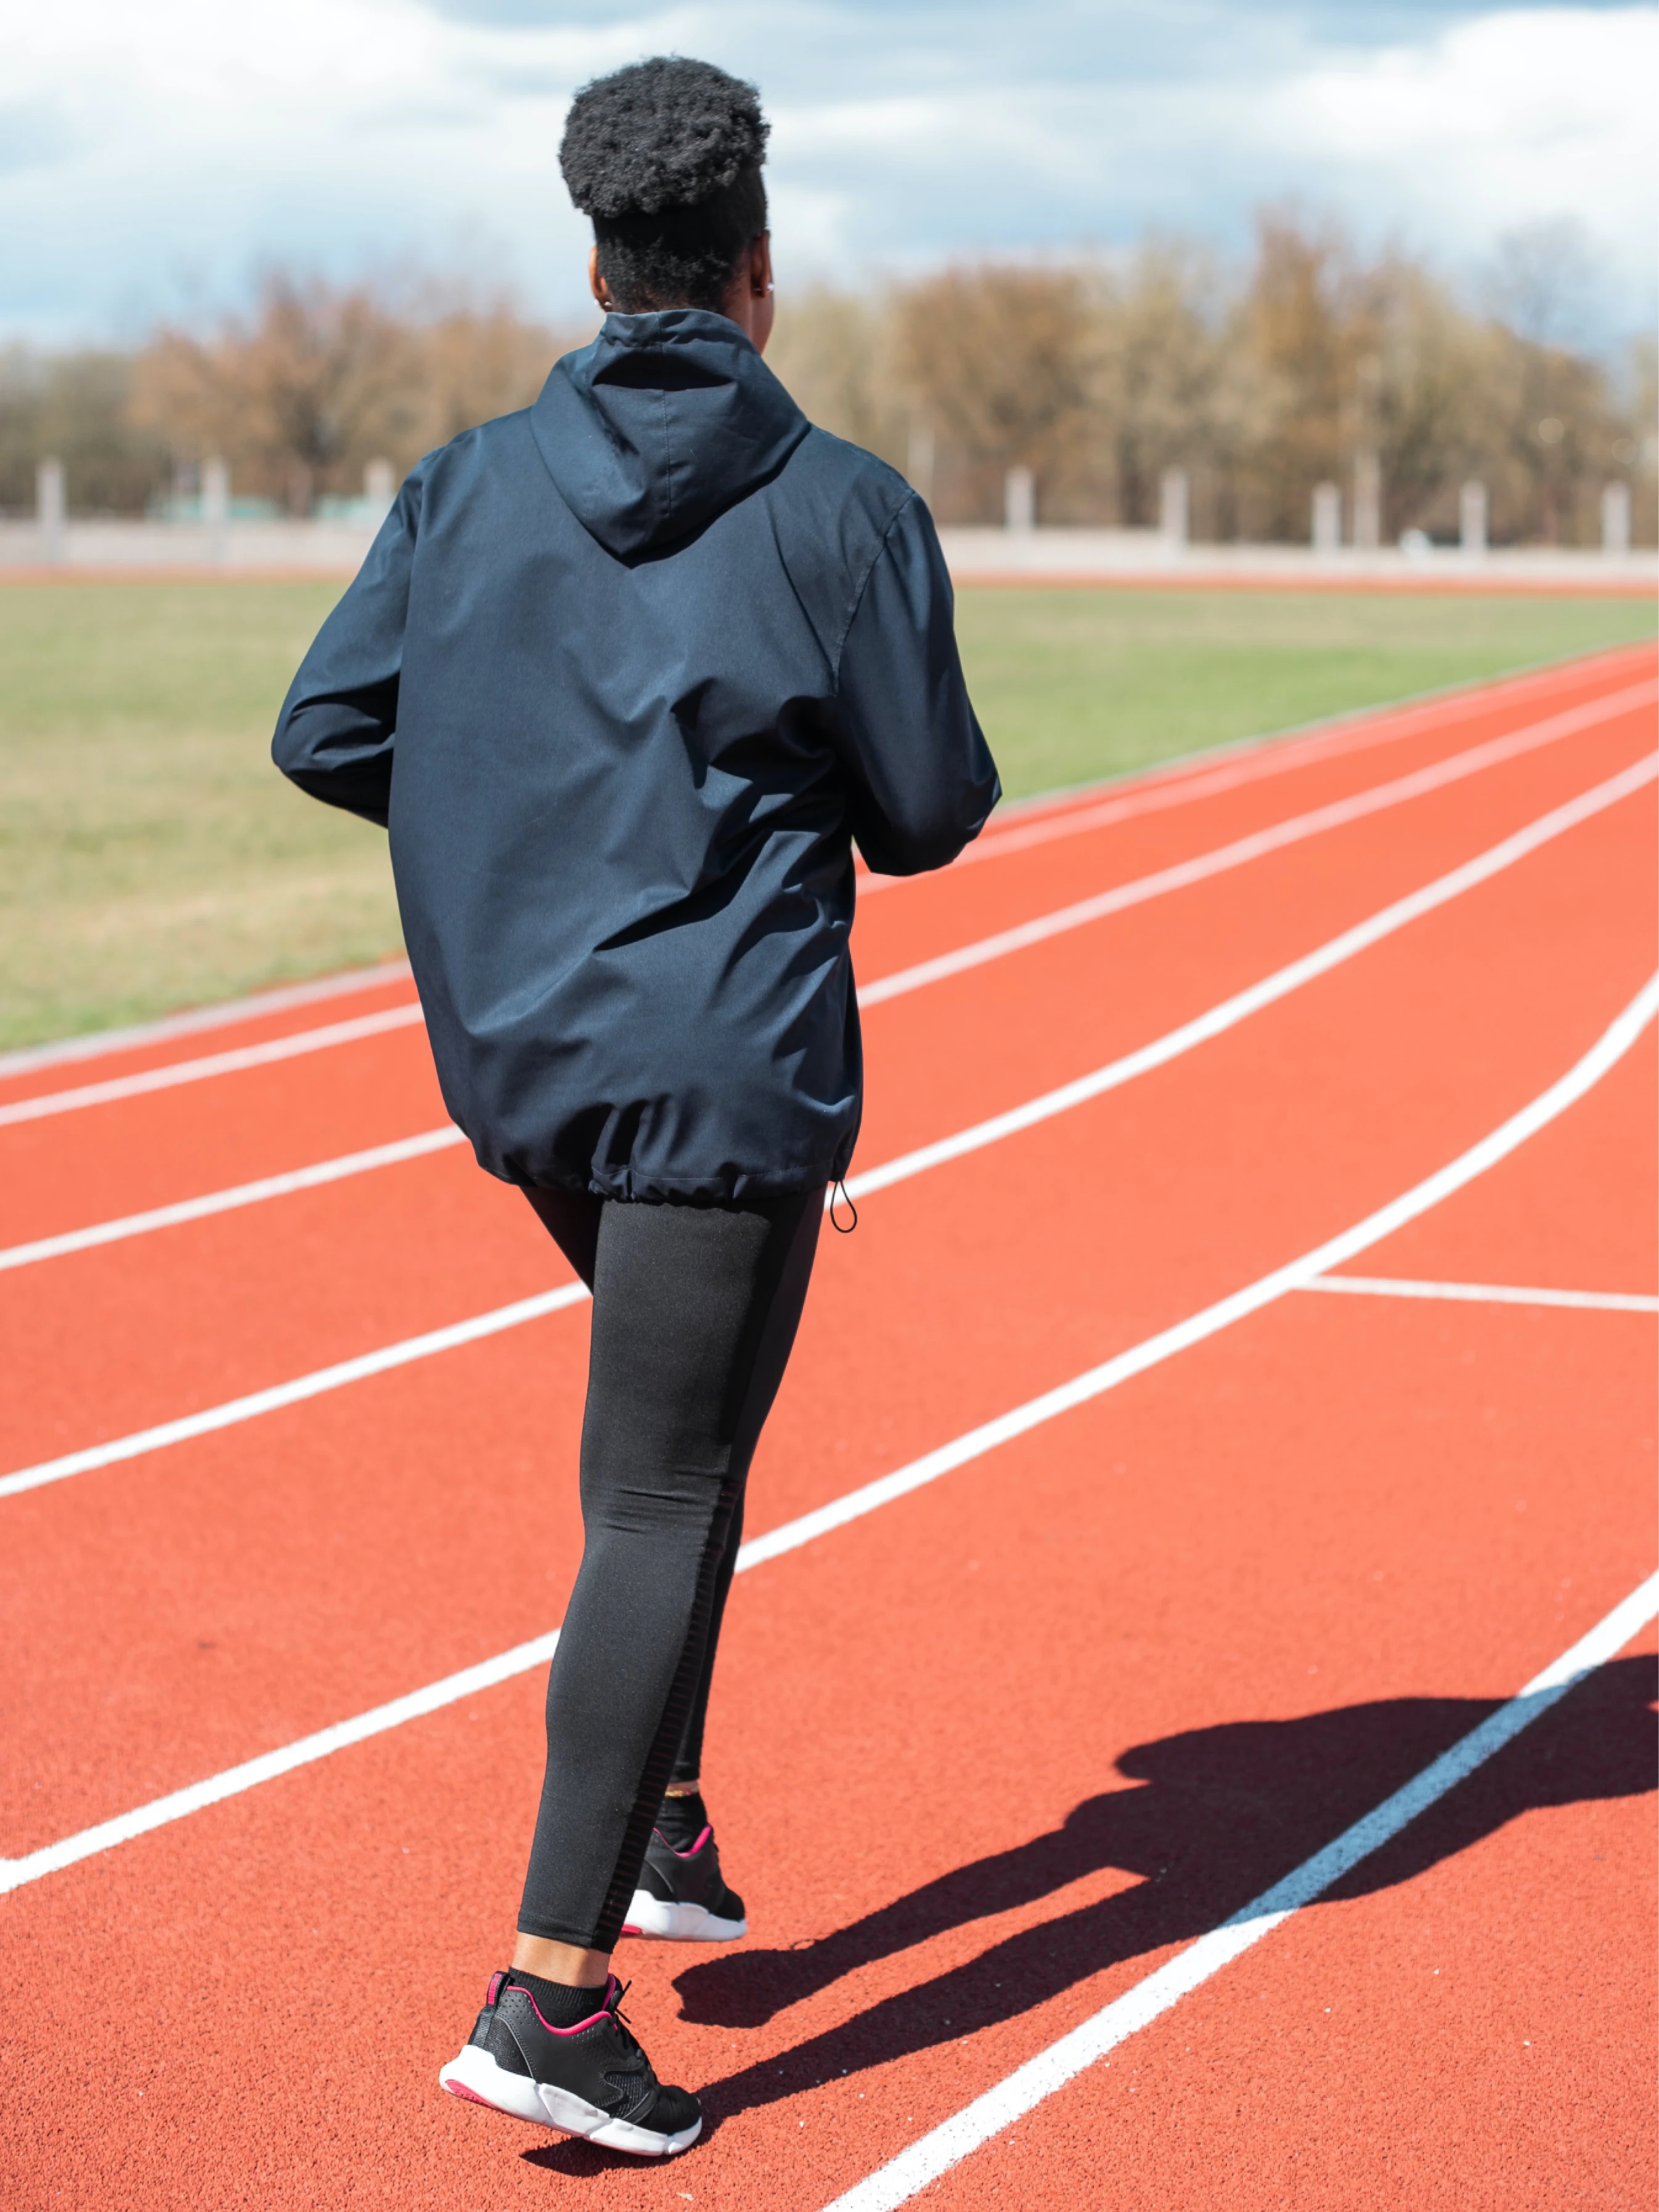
[830,1177,858,1235]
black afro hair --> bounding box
[560,56,768,221]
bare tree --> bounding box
[1485,218,1606,349]
[1095,239,1233,528]
[1224,211,1377,542]
[407,285,593,457]
[7,224,1637,544]
[132,276,425,512]
[892,263,1103,523]
[765,285,908,468]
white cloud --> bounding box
[1263,9,1657,288]
[0,0,1652,343]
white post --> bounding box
[1459,481,1488,555]
[1159,467,1189,549]
[1351,452,1381,550]
[364,457,395,516]
[907,423,935,510]
[36,457,65,564]
[1311,481,1342,553]
[1004,465,1035,534]
[1601,481,1631,557]
[202,456,230,565]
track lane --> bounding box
[13,987,1652,1896]
[0,964,418,1107]
[2,649,1652,2207]
[0,711,1649,1472]
[0,648,1632,1098]
[851,708,1654,1173]
[0,1022,449,1251]
[0,1146,568,1469]
[1,654,1646,1252]
[2,1035,1650,2208]
[1,788,1649,1867]
[844,653,1654,973]
[680,1089,1655,2206]
[809,1034,1657,2210]
[866,1635,1657,2212]
[0,960,414,1085]
[924,641,1657,861]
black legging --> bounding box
[515,1183,823,1951]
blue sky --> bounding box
[3,1,1653,346]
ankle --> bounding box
[654,1787,709,1850]
[512,1933,611,1988]
[507,1967,609,2027]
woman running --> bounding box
[274,54,998,2159]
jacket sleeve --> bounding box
[270,467,425,828]
[830,492,1001,875]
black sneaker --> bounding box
[623,1821,748,1942]
[439,1972,702,2157]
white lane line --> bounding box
[1302,1275,1659,1314]
[6,677,1650,1128]
[0,1003,426,1129]
[820,1569,1659,2212]
[4,660,1621,1080]
[2,764,1649,1487]
[0,1628,564,1896]
[0,961,414,1082]
[845,756,1656,1198]
[742,974,1659,1570]
[0,1284,592,1501]
[3,975,1650,1896]
[0,1128,470,1273]
[857,678,1657,1006]
[857,647,1653,894]
[8,753,1646,1280]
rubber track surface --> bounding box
[1,648,1653,2210]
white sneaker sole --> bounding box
[622,1890,748,1942]
[439,2043,702,2157]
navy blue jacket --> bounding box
[273,310,998,1201]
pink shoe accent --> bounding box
[621,1923,643,1936]
[651,1824,714,1859]
[512,1973,617,2036]
[444,2079,505,2110]
[485,1972,505,2006]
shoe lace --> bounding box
[605,1978,646,2065]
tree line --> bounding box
[1,214,1652,546]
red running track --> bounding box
[1,648,1653,2210]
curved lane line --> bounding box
[2,972,1653,1896]
[0,1002,426,1130]
[0,1284,593,1501]
[842,754,1656,1198]
[860,643,1656,889]
[1300,1275,1659,1313]
[738,974,1659,1570]
[820,1569,1659,2212]
[0,961,415,1084]
[1,756,1650,1486]
[857,679,1655,1007]
[0,659,1620,1088]
[10,754,1650,1276]
[0,1127,470,1274]
[4,677,1649,1128]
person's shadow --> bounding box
[521,1655,1653,2167]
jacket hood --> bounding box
[531,309,810,558]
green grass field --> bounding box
[958,586,1657,800]
[0,579,1651,1050]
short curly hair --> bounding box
[560,57,770,314]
